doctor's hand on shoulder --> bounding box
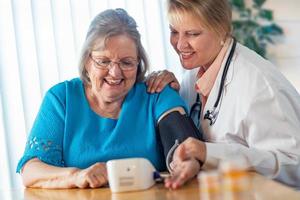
[146,70,179,93]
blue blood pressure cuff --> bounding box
[157,111,204,171]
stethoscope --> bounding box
[202,38,237,126]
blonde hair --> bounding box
[167,0,232,39]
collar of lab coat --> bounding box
[213,38,235,92]
[196,39,232,98]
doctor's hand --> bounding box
[146,70,180,93]
[73,162,108,188]
[174,137,206,163]
[165,145,201,189]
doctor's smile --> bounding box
[180,52,195,60]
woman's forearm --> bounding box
[21,158,80,189]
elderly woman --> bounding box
[16,8,190,189]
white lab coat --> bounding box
[180,41,300,189]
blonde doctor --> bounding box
[147,0,300,189]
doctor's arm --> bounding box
[166,89,300,189]
[239,89,300,187]
[203,90,300,188]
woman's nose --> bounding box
[108,64,122,77]
[177,35,189,50]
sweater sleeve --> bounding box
[16,84,66,173]
[153,86,188,121]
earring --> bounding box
[220,40,225,46]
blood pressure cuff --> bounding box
[157,111,204,159]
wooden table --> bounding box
[4,173,300,200]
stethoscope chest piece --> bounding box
[204,108,218,126]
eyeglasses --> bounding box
[190,93,202,129]
[89,54,138,71]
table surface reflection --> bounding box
[5,173,300,200]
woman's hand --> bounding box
[165,145,201,189]
[146,70,180,93]
[21,158,108,189]
[73,162,108,188]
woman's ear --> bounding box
[84,60,92,84]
